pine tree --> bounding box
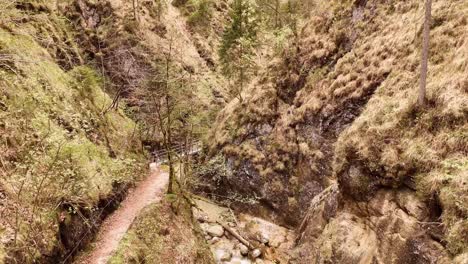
[256,0,281,29]
[219,0,259,102]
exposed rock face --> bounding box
[294,187,451,263]
[204,0,467,262]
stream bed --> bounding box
[192,199,295,264]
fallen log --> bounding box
[216,220,255,250]
[190,198,257,250]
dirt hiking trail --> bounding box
[75,165,168,264]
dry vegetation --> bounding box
[0,0,231,262]
[206,0,467,260]
[109,190,215,264]
[56,0,228,151]
[0,0,466,262]
[0,1,146,262]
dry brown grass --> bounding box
[209,0,467,258]
[332,0,467,255]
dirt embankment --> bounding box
[74,166,168,264]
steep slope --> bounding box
[0,0,231,263]
[0,0,237,262]
[1,0,466,263]
[205,0,467,262]
[63,0,228,144]
[293,0,467,262]
[0,1,146,262]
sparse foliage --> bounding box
[133,37,199,194]
[256,0,282,29]
[219,0,260,102]
[187,0,214,30]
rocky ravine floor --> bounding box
[193,199,295,264]
[72,162,293,264]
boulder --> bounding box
[209,237,220,244]
[232,248,242,257]
[206,224,224,237]
[258,233,269,245]
[250,249,262,259]
[200,223,210,233]
[193,208,209,222]
[231,257,252,264]
[269,234,285,248]
[239,244,249,255]
[219,250,232,261]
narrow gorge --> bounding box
[0,0,466,264]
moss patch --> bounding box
[0,3,145,262]
[110,195,215,264]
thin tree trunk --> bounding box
[419,0,432,106]
[275,0,280,28]
[165,40,174,194]
[238,0,244,103]
[133,0,138,22]
[239,59,244,103]
[166,93,174,194]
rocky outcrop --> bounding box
[294,187,450,263]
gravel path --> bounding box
[76,165,168,264]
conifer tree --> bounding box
[256,0,281,29]
[219,0,259,102]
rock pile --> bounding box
[193,199,295,264]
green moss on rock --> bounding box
[110,196,215,264]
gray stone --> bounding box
[232,248,242,257]
[239,244,249,255]
[206,224,224,237]
[231,256,252,264]
[193,208,209,222]
[258,234,269,244]
[269,234,285,248]
[200,223,210,233]
[209,237,220,244]
[250,249,262,259]
[219,250,232,261]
